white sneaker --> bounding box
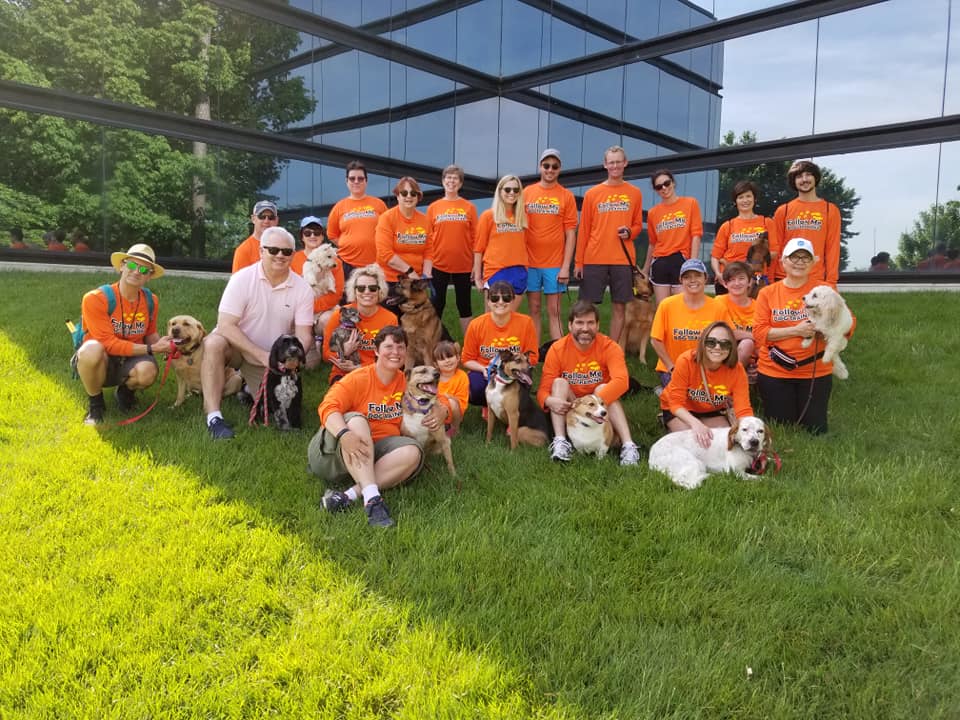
[619,442,641,466]
[549,436,573,462]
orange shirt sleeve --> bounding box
[575,188,595,267]
[712,220,731,259]
[536,340,562,407]
[597,336,629,405]
[824,203,841,287]
[231,236,260,273]
[439,369,469,416]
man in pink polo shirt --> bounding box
[202,226,315,439]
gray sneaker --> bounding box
[364,496,395,527]
[322,490,352,513]
[619,441,641,466]
[549,435,573,462]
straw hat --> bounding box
[110,243,165,278]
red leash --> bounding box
[117,344,179,426]
[248,367,270,426]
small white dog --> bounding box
[565,394,615,457]
[649,416,772,490]
[302,243,339,297]
[801,284,853,379]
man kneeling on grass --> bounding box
[537,300,641,465]
[308,326,436,527]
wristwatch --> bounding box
[146,344,153,356]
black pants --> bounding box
[757,372,833,435]
[431,269,473,319]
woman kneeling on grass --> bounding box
[661,321,753,448]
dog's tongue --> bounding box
[516,370,532,386]
[421,382,438,395]
[590,413,606,424]
[172,337,185,345]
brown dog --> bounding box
[620,268,654,363]
[400,365,456,476]
[746,231,772,298]
[394,278,443,368]
[565,394,616,457]
[484,349,549,448]
[167,315,243,407]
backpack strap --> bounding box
[99,284,117,315]
[142,287,155,321]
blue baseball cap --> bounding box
[299,215,324,229]
[679,258,708,276]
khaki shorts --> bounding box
[307,412,424,483]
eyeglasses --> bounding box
[347,175,366,183]
[488,294,513,303]
[786,254,814,264]
[397,190,420,198]
[262,246,293,257]
[302,229,323,237]
[355,284,379,293]
[541,162,560,170]
[257,213,277,220]
[501,187,520,194]
[653,179,673,191]
[125,260,152,275]
[704,338,733,351]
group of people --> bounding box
[7,226,91,251]
[73,153,854,528]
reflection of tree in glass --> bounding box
[897,198,960,270]
[716,131,861,271]
[0,0,313,258]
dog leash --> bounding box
[249,367,271,426]
[117,343,179,426]
[750,450,782,475]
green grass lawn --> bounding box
[1,269,958,718]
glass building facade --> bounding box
[0,0,958,271]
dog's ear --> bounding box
[197,320,207,338]
[761,422,774,454]
[524,349,536,362]
[727,419,740,451]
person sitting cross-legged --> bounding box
[537,300,642,465]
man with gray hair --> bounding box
[202,226,315,439]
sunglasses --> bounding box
[541,162,560,170]
[488,294,513,303]
[257,213,277,220]
[347,175,366,183]
[704,338,733,351]
[501,187,520,194]
[397,190,419,198]
[653,179,673,191]
[125,260,152,275]
[355,283,379,293]
[302,229,323,237]
[262,246,293,257]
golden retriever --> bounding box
[167,315,243,407]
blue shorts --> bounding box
[526,266,566,294]
[487,266,528,295]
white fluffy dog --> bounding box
[801,284,853,379]
[302,243,338,297]
[649,416,772,490]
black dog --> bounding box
[253,334,305,430]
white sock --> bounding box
[361,485,381,504]
[344,488,359,502]
[206,411,223,425]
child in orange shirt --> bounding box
[715,261,757,381]
[434,340,468,436]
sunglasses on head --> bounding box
[704,337,733,351]
[262,246,293,257]
[488,294,513,303]
[347,175,366,183]
[257,212,277,220]
[301,229,323,237]
[355,283,379,293]
[541,162,560,170]
[125,260,152,275]
[653,179,673,191]
[501,186,520,194]
[397,190,419,198]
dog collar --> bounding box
[403,395,434,414]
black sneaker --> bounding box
[236,388,254,407]
[84,397,105,426]
[116,384,137,413]
[364,496,395,527]
[207,416,235,440]
[322,490,352,513]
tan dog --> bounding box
[621,268,654,363]
[393,278,443,368]
[167,315,243,407]
[565,394,616,457]
[400,365,456,475]
[484,349,549,448]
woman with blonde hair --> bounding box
[473,174,528,311]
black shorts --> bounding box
[660,408,726,425]
[650,252,686,286]
[579,264,633,304]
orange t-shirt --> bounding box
[461,312,539,367]
[772,199,841,286]
[650,294,731,373]
[317,363,405,442]
[327,195,389,267]
[475,209,527,282]
[536,333,628,408]
[322,304,398,383]
[80,282,159,356]
[439,369,469,416]
[291,249,345,314]
[753,278,855,379]
[647,197,703,259]
[231,235,260,273]
[523,182,578,268]
[428,198,478,274]
[660,349,752,418]
[375,206,432,283]
[716,294,756,333]
[576,182,644,266]
[711,215,779,267]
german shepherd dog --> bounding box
[747,231,772,299]
[484,349,549,449]
[167,314,242,407]
[253,334,305,430]
[400,365,456,476]
[620,268,655,363]
[392,277,444,369]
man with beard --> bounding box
[537,300,641,465]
